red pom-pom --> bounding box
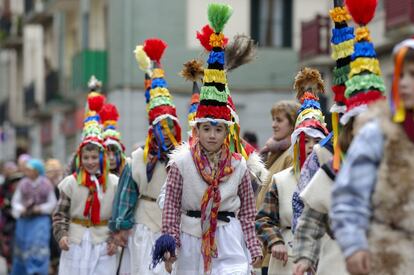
[99,103,119,122]
[143,38,168,64]
[346,0,377,25]
[196,25,229,51]
[197,25,214,51]
[88,94,106,112]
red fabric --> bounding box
[143,38,168,65]
[87,94,106,112]
[148,106,177,124]
[346,90,385,109]
[78,136,104,150]
[332,85,347,104]
[403,110,414,143]
[99,103,119,123]
[196,24,228,51]
[76,172,104,225]
[299,132,306,168]
[195,104,231,121]
[346,0,377,25]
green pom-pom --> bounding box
[208,3,233,33]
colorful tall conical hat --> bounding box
[340,0,385,125]
[99,103,126,172]
[179,59,204,128]
[193,4,232,126]
[75,75,109,186]
[329,0,355,170]
[291,68,329,176]
[141,38,182,161]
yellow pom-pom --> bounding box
[355,26,371,42]
[329,7,352,23]
[134,45,151,74]
[209,33,225,48]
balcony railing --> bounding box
[0,14,23,48]
[71,50,107,91]
[384,0,414,30]
[24,0,53,25]
[300,15,330,60]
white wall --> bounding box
[186,0,250,49]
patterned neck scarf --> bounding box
[74,171,105,225]
[190,141,234,274]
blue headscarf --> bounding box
[26,159,45,176]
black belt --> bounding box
[186,210,235,223]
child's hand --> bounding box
[107,242,117,256]
[293,258,313,275]
[59,236,70,251]
[251,256,262,268]
[163,251,177,274]
[346,250,371,275]
[271,243,288,266]
[114,230,130,247]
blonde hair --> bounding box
[270,100,300,126]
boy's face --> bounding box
[195,122,228,153]
[304,135,321,157]
[81,149,100,175]
[400,62,414,110]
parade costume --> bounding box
[290,1,357,274]
[255,69,329,275]
[100,102,127,176]
[53,78,119,275]
[109,38,182,275]
[331,6,414,272]
[10,159,57,275]
[151,4,262,274]
[294,1,387,274]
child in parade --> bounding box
[52,79,119,275]
[151,4,262,274]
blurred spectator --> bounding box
[16,154,31,173]
[45,159,63,274]
[10,159,57,275]
[0,161,23,271]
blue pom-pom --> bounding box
[151,78,168,89]
[298,99,321,114]
[331,27,354,45]
[351,42,377,60]
[207,51,225,65]
[151,234,176,269]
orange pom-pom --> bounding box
[99,103,119,123]
[143,38,168,65]
[88,93,106,112]
[300,92,319,104]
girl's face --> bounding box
[196,122,228,153]
[107,150,117,170]
[305,135,321,157]
[81,149,100,175]
[24,167,39,180]
[400,62,414,110]
[272,112,293,141]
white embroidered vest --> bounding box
[130,147,167,233]
[171,145,247,238]
[58,174,118,244]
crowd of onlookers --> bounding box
[0,154,71,275]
